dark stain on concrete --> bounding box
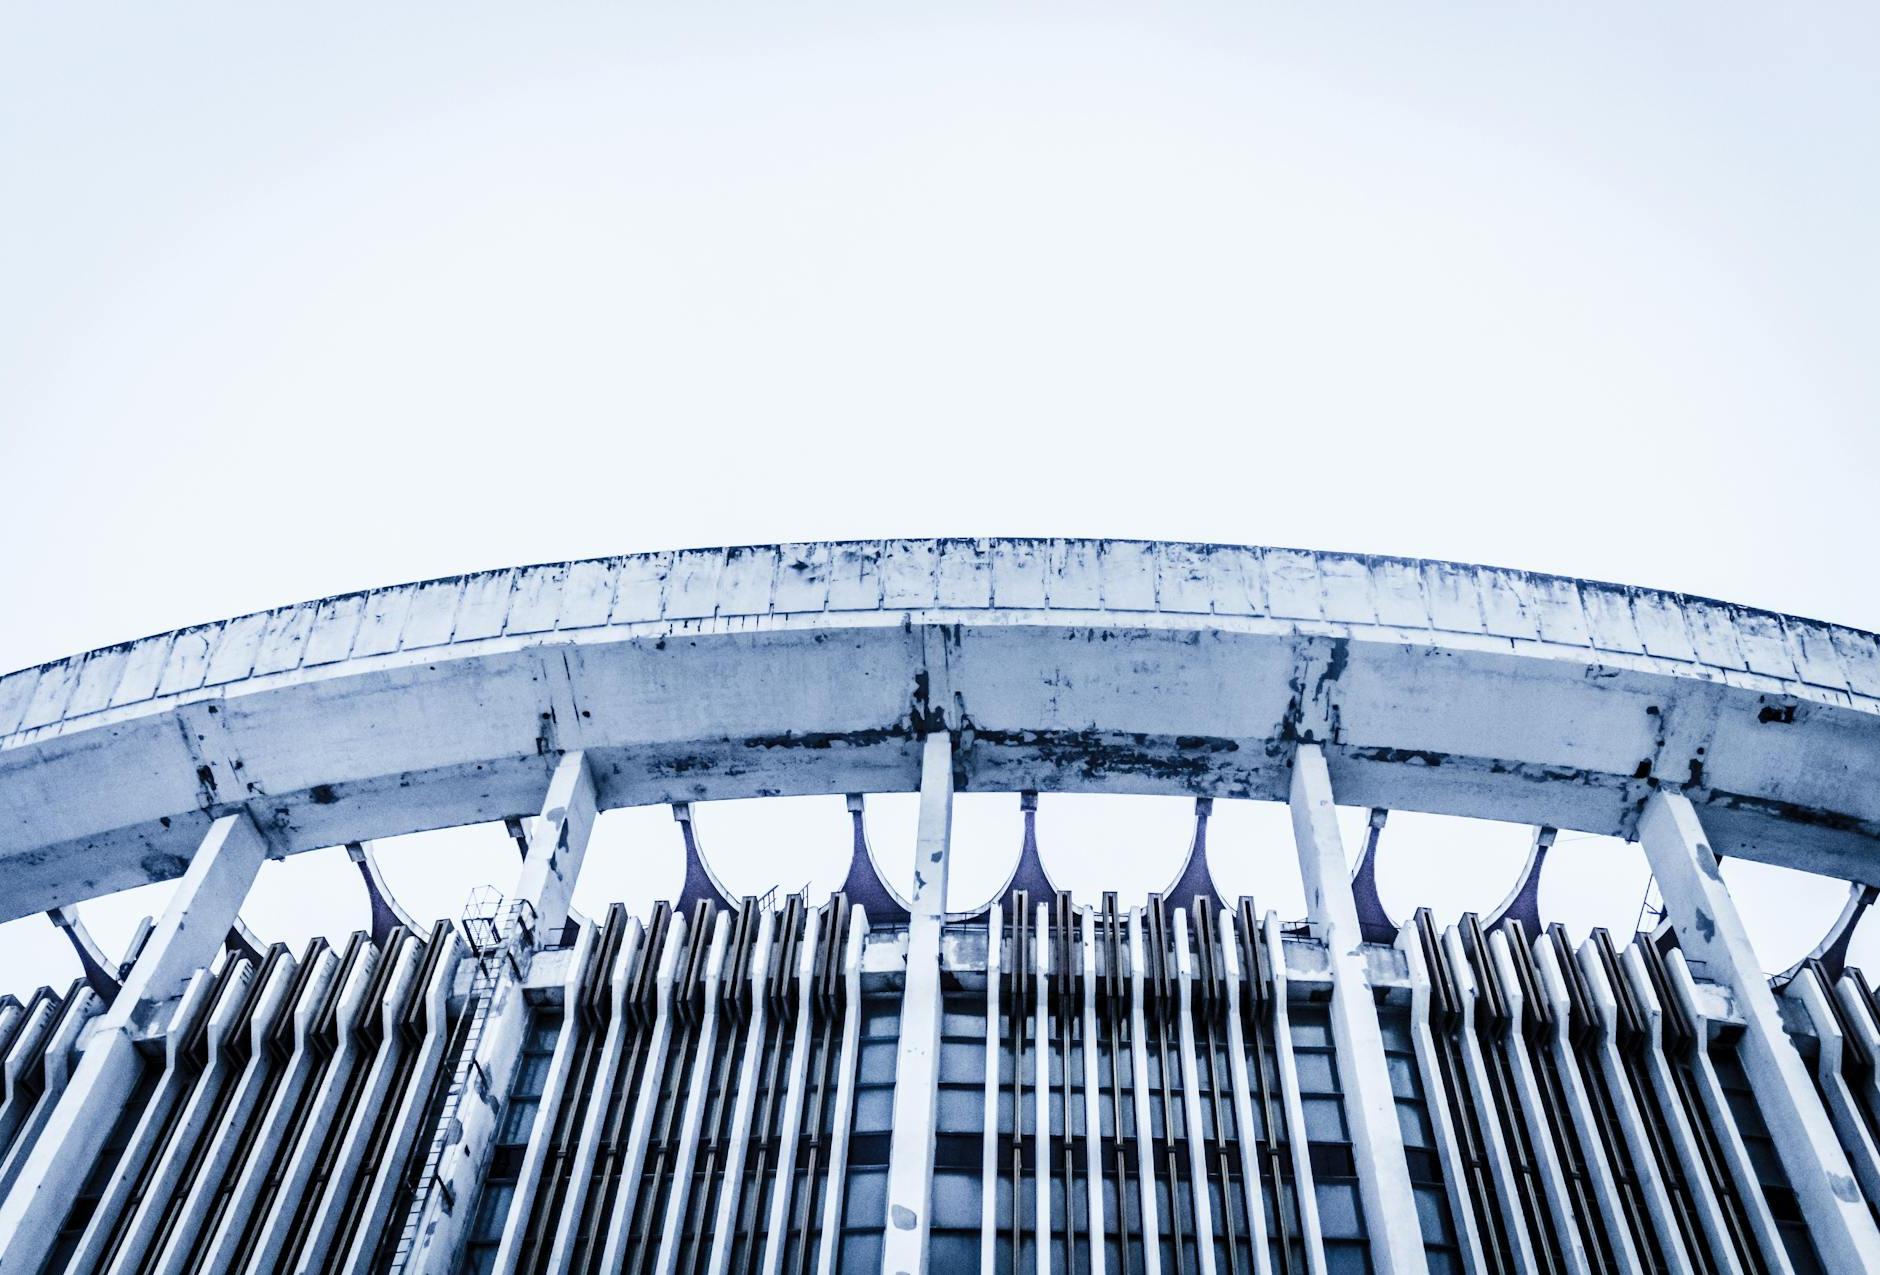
[139,851,189,880]
[1353,747,1447,768]
[745,727,911,752]
[911,670,931,733]
[969,728,1239,784]
[1710,790,1874,836]
[1313,637,1350,704]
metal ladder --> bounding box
[383,887,510,1273]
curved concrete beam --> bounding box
[1349,808,1397,944]
[44,907,120,1006]
[842,795,910,924]
[670,804,735,914]
[225,917,267,967]
[1779,882,1880,986]
[997,791,1057,914]
[347,841,421,947]
[1486,827,1558,936]
[4,539,1880,920]
[1164,797,1221,909]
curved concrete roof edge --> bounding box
[5,539,1877,739]
[10,537,1871,686]
[2,538,1877,922]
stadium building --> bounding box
[0,538,1878,1273]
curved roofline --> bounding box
[3,537,1878,923]
[5,537,1870,683]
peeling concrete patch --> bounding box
[138,851,188,880]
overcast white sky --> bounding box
[2,4,1877,995]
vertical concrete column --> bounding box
[0,811,267,1271]
[978,903,1003,1272]
[407,750,598,1273]
[509,748,600,950]
[1288,744,1427,1275]
[1637,790,1880,1270]
[882,730,954,1275]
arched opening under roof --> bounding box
[1032,793,1197,908]
[0,877,185,1002]
[241,843,368,954]
[0,915,79,997]
[1719,857,1853,975]
[77,878,177,974]
[1844,905,1880,979]
[1540,833,1655,943]
[1206,798,1365,929]
[865,791,1022,915]
[1373,810,1533,931]
[372,820,519,931]
[686,794,850,906]
[573,804,685,920]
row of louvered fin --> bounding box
[1399,910,1859,1275]
[941,893,1875,1275]
[463,894,869,1275]
[6,894,1880,1274]
[0,919,463,1275]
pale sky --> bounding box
[2,4,1876,995]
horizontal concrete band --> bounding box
[3,538,1877,922]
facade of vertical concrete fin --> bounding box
[1,540,1878,1273]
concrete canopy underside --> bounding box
[3,538,1878,922]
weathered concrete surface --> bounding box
[3,539,1879,921]
[1639,791,1880,1269]
[0,813,266,1269]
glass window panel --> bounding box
[1396,1099,1432,1149]
[931,1233,979,1268]
[841,1233,883,1270]
[498,1096,539,1144]
[514,1052,553,1097]
[937,1086,984,1132]
[859,1041,899,1082]
[854,1086,896,1132]
[1377,1015,1414,1052]
[1743,1136,1783,1182]
[933,1171,982,1228]
[845,1169,887,1225]
[1316,1181,1364,1239]
[1415,1184,1455,1242]
[1302,1096,1346,1142]
[943,1008,986,1037]
[939,1040,986,1083]
[471,1182,514,1239]
[1293,1051,1337,1094]
[1289,1015,1333,1047]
